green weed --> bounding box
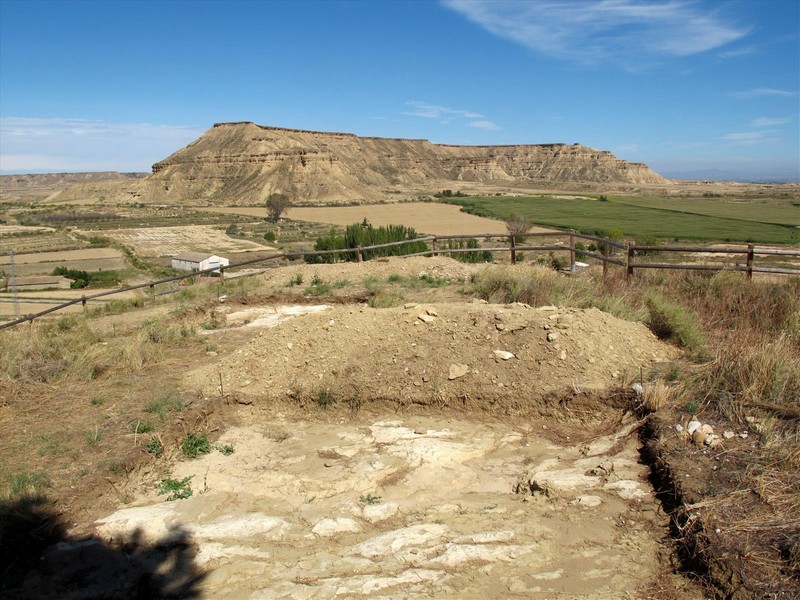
[181,432,210,458]
[157,476,193,501]
[145,437,163,457]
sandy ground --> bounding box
[205,203,552,236]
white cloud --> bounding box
[0,117,204,173]
[721,130,777,145]
[403,101,499,130]
[750,117,790,127]
[718,45,757,59]
[442,0,749,68]
[403,101,483,121]
[732,88,798,99]
[468,120,501,131]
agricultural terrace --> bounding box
[444,194,800,245]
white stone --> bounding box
[362,502,400,523]
[687,420,702,435]
[493,350,515,361]
[448,363,469,379]
[312,517,362,537]
[351,524,447,558]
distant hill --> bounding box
[36,123,669,205]
[0,172,146,202]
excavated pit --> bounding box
[24,301,704,598]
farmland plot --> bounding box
[94,225,272,257]
[0,228,86,255]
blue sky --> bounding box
[1,0,798,181]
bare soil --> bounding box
[92,225,273,258]
[206,203,550,236]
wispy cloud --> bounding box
[750,117,790,127]
[718,45,757,59]
[442,0,749,68]
[721,130,777,145]
[404,101,483,121]
[732,88,798,99]
[0,117,204,173]
[468,120,501,131]
[403,101,500,130]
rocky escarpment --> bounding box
[137,122,668,204]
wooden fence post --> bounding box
[356,246,363,263]
[431,238,438,257]
[510,236,516,265]
[746,244,754,280]
[602,242,609,278]
[569,234,576,272]
[626,242,636,280]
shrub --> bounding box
[181,432,210,458]
[266,193,291,222]
[130,419,154,434]
[444,238,492,263]
[157,476,193,501]
[145,437,163,457]
[263,231,277,242]
[368,289,405,308]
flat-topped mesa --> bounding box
[146,121,668,203]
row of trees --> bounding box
[305,220,428,263]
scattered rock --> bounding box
[448,363,469,380]
[723,430,735,440]
[493,350,515,361]
[700,424,714,435]
[361,502,400,524]
[546,332,559,342]
[687,420,702,435]
[418,313,436,323]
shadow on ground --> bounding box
[1,494,205,599]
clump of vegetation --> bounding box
[368,289,405,308]
[51,266,121,288]
[5,470,51,498]
[359,493,381,505]
[306,220,428,263]
[443,238,492,263]
[645,292,706,361]
[433,189,468,198]
[130,419,155,434]
[216,443,235,455]
[314,388,335,409]
[145,437,163,457]
[157,476,193,501]
[181,432,210,458]
[144,393,185,422]
[287,273,303,287]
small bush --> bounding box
[216,443,235,455]
[315,388,335,409]
[181,432,210,458]
[369,289,405,308]
[84,427,102,447]
[157,476,193,501]
[287,273,303,287]
[145,437,163,457]
[264,231,277,242]
[130,419,154,434]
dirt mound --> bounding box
[189,301,677,413]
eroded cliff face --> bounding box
[138,122,668,204]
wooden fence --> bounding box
[1,232,798,330]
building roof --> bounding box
[172,252,217,262]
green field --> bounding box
[445,195,799,245]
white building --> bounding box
[171,252,229,273]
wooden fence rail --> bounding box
[2,232,798,330]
